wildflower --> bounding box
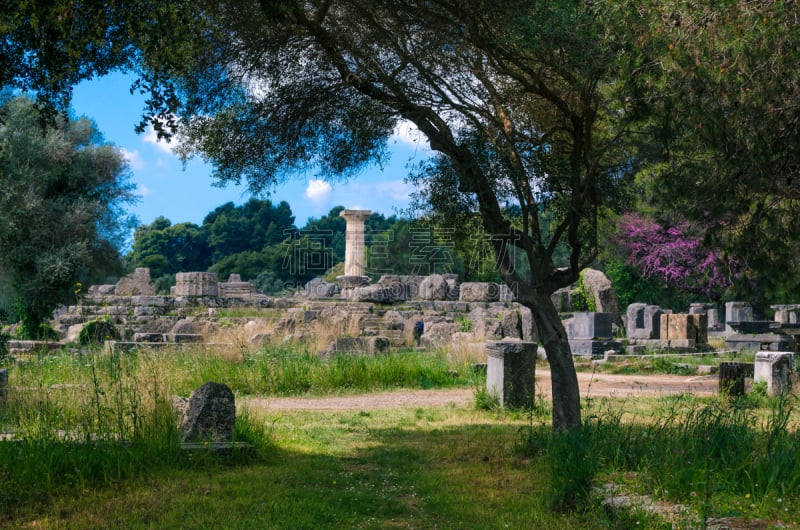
[745,493,750,499]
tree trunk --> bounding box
[524,290,581,431]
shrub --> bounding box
[78,317,121,346]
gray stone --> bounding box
[625,303,663,340]
[133,332,164,342]
[421,322,462,347]
[580,268,622,325]
[249,333,272,347]
[569,339,623,357]
[87,284,116,295]
[172,272,219,297]
[66,323,84,343]
[353,285,395,303]
[305,278,340,298]
[170,319,197,335]
[0,369,7,406]
[368,336,391,354]
[459,282,501,302]
[551,288,572,312]
[486,340,537,408]
[418,274,448,300]
[754,352,796,396]
[569,312,613,340]
[332,337,368,354]
[115,268,156,296]
[725,301,754,334]
[178,382,236,442]
[726,333,795,352]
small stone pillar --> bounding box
[337,209,371,289]
[725,301,753,334]
[0,369,7,406]
[486,340,536,408]
[754,352,795,396]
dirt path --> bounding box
[244,370,719,412]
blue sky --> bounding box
[71,72,431,232]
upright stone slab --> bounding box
[178,382,236,442]
[772,304,800,325]
[115,267,156,296]
[570,312,612,340]
[659,313,699,347]
[486,341,536,408]
[172,272,220,296]
[0,369,7,406]
[754,352,795,396]
[567,312,620,357]
[625,304,662,339]
[725,301,754,334]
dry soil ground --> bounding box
[246,370,719,412]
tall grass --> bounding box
[522,393,800,519]
[0,347,273,517]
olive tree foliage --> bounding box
[0,95,136,336]
[126,0,655,429]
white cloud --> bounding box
[392,120,431,151]
[143,124,179,155]
[305,179,333,205]
[119,148,145,171]
[136,183,153,198]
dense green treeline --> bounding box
[125,201,510,294]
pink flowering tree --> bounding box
[613,212,739,300]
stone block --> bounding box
[352,285,395,303]
[668,339,696,349]
[626,304,662,339]
[173,272,219,297]
[459,282,501,302]
[133,333,164,342]
[580,268,622,325]
[368,336,390,354]
[754,351,795,396]
[689,314,708,344]
[0,369,7,406]
[418,274,448,300]
[177,382,236,442]
[660,314,696,341]
[305,278,340,298]
[725,301,754,334]
[115,268,156,296]
[486,341,537,408]
[569,339,622,357]
[332,337,368,353]
[165,333,204,344]
[569,312,612,340]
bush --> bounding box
[78,317,121,346]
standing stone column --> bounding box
[486,341,537,408]
[337,209,372,289]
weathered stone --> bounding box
[551,288,572,312]
[418,274,448,300]
[580,268,622,325]
[754,352,795,396]
[115,268,156,296]
[133,332,164,342]
[368,336,390,354]
[459,282,500,302]
[660,314,696,341]
[165,333,204,344]
[725,301,754,334]
[249,333,272,347]
[486,340,537,408]
[170,319,198,335]
[0,369,7,406]
[625,304,662,340]
[569,339,622,357]
[340,209,371,277]
[689,314,708,344]
[726,333,795,352]
[66,323,84,343]
[131,295,170,307]
[178,382,236,442]
[569,312,613,340]
[421,322,462,347]
[305,278,340,298]
[172,272,219,297]
[353,285,395,303]
[87,284,116,295]
[772,304,800,325]
[332,337,368,354]
[219,275,258,298]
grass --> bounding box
[1,346,799,528]
[573,349,759,376]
